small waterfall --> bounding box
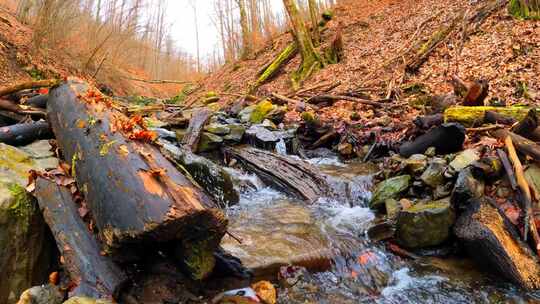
[276,138,287,155]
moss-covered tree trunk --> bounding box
[283,0,323,88]
[509,0,540,19]
[308,0,321,44]
[237,0,252,59]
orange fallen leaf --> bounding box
[49,271,59,285]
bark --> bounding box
[24,94,48,108]
[181,108,213,152]
[484,111,517,125]
[308,0,320,44]
[0,98,46,117]
[492,129,540,162]
[255,43,298,88]
[0,79,59,97]
[454,199,540,290]
[47,79,227,279]
[34,178,127,299]
[0,122,53,146]
[223,146,334,202]
[512,109,538,137]
[237,0,252,59]
[283,0,323,87]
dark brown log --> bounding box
[0,98,46,117]
[528,127,540,142]
[48,79,227,279]
[497,149,518,190]
[454,199,540,290]
[34,178,127,299]
[413,114,444,129]
[399,123,466,157]
[307,94,386,108]
[223,146,334,202]
[0,79,59,97]
[484,110,517,125]
[181,108,212,152]
[0,121,52,146]
[512,109,538,138]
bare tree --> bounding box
[236,0,251,59]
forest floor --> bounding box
[189,0,539,146]
[0,5,183,98]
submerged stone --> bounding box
[369,175,411,209]
[396,198,455,249]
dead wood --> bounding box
[492,130,540,163]
[413,114,444,129]
[484,111,517,125]
[34,178,127,299]
[399,123,466,157]
[181,108,213,152]
[0,121,52,146]
[0,79,59,97]
[48,79,227,279]
[512,109,538,138]
[307,94,386,108]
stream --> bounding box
[220,152,540,303]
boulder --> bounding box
[420,158,447,188]
[204,123,231,136]
[17,285,63,304]
[369,175,411,209]
[454,199,540,290]
[244,125,279,151]
[450,167,484,210]
[396,198,455,249]
[161,144,239,207]
[197,132,223,152]
[403,154,428,175]
[0,144,53,304]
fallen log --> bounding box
[492,130,540,162]
[444,106,531,127]
[48,79,227,279]
[0,79,59,97]
[24,94,48,108]
[413,114,444,129]
[512,108,538,137]
[0,121,53,146]
[484,110,517,125]
[223,146,333,202]
[181,108,212,153]
[34,178,127,299]
[454,199,540,290]
[0,98,46,117]
[399,123,465,157]
[306,95,386,108]
[255,43,298,88]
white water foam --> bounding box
[316,198,375,235]
[381,268,447,299]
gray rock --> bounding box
[20,140,58,170]
[239,105,256,123]
[369,175,411,209]
[451,167,485,210]
[396,198,455,249]
[204,123,231,136]
[17,285,63,304]
[0,144,53,304]
[449,149,480,172]
[245,125,279,150]
[261,119,277,130]
[421,158,447,188]
[403,154,428,175]
[223,124,246,143]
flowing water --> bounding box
[221,153,540,303]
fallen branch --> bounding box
[0,79,59,97]
[505,136,540,254]
[307,94,387,108]
[121,76,191,84]
[254,43,298,88]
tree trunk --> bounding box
[237,0,252,59]
[283,0,323,87]
[509,0,540,19]
[308,0,321,44]
[47,79,227,279]
[34,178,127,299]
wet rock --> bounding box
[197,132,223,152]
[62,298,113,304]
[451,167,484,210]
[454,199,540,290]
[449,149,480,172]
[149,127,176,140]
[403,154,428,175]
[17,285,63,304]
[396,198,455,249]
[420,158,447,188]
[399,123,466,157]
[223,124,246,144]
[244,125,279,150]
[385,199,401,219]
[161,144,239,207]
[265,106,286,124]
[369,175,411,209]
[367,220,396,242]
[261,119,277,130]
[20,140,58,170]
[220,203,332,277]
[0,144,53,304]
[337,142,353,157]
[204,123,231,136]
[471,157,502,181]
[174,129,187,141]
[250,100,275,124]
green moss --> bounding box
[181,238,216,280]
[8,184,34,219]
[255,43,298,88]
[250,100,275,124]
[444,106,532,127]
[509,0,540,19]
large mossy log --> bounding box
[255,43,298,88]
[454,199,540,290]
[223,146,333,202]
[34,178,127,299]
[48,79,227,279]
[444,106,532,127]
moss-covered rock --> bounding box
[0,144,53,304]
[420,158,447,188]
[403,154,428,175]
[449,149,480,173]
[250,100,275,124]
[396,198,455,249]
[223,124,246,143]
[17,284,63,304]
[369,175,411,209]
[197,132,224,153]
[204,123,231,136]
